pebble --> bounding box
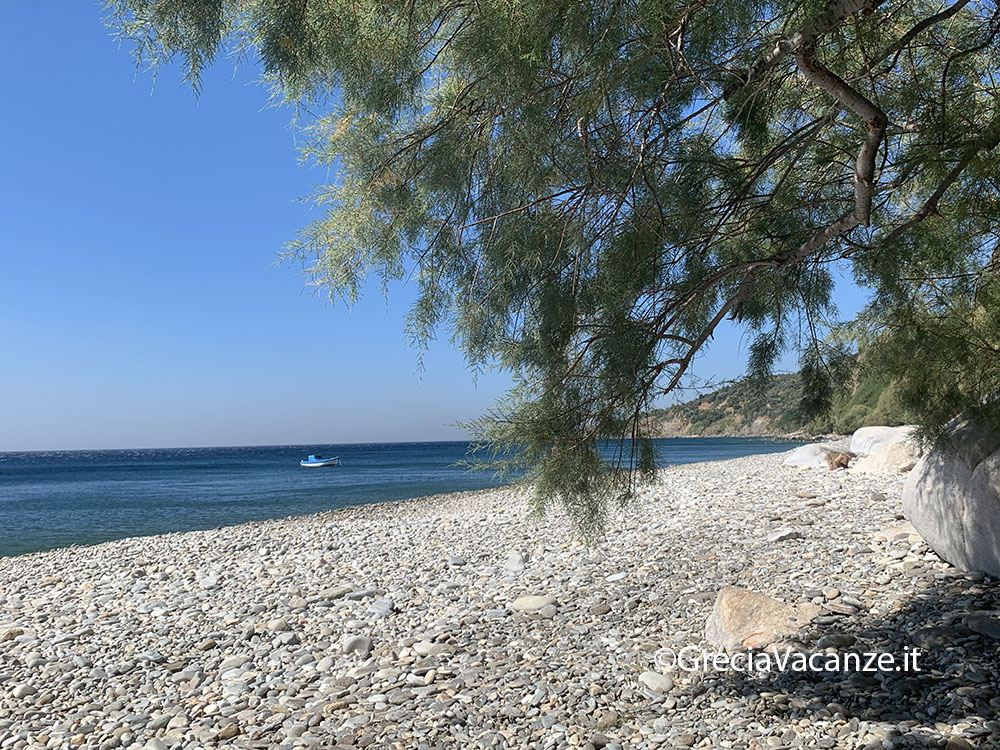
[511,595,557,612]
[216,723,240,740]
[964,613,1000,640]
[637,671,673,692]
[11,684,37,699]
[816,633,856,649]
[342,635,373,656]
[768,529,805,543]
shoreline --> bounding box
[1,452,995,749]
[0,437,806,560]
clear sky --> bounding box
[0,3,867,452]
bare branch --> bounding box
[724,0,884,99]
[795,47,887,226]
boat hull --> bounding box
[300,458,340,467]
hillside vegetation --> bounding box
[648,373,912,438]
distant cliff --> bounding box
[647,372,911,438]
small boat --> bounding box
[300,454,341,467]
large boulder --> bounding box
[705,587,821,652]
[783,443,838,469]
[850,425,917,456]
[851,425,922,473]
[854,441,922,473]
[902,419,1000,577]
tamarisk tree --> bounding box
[106,0,1000,533]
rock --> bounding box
[826,702,849,717]
[767,529,804,543]
[319,584,354,599]
[945,737,975,750]
[825,452,852,470]
[342,635,373,656]
[537,604,558,619]
[504,550,527,572]
[0,627,24,642]
[851,425,919,456]
[964,613,1000,640]
[854,440,922,473]
[816,633,856,649]
[511,595,557,613]
[902,418,1000,576]
[705,587,821,652]
[446,556,467,566]
[413,641,453,657]
[874,521,920,543]
[216,724,240,741]
[637,671,673,692]
[147,715,171,731]
[911,626,962,650]
[219,655,248,670]
[590,602,612,616]
[826,600,858,616]
[345,588,378,600]
[12,684,37,699]
[676,734,696,747]
[166,714,189,729]
[368,598,395,618]
[783,444,838,469]
[196,639,216,651]
[795,491,817,499]
[267,618,290,632]
[868,490,887,502]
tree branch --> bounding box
[860,0,973,79]
[795,47,887,226]
[724,0,883,100]
[884,118,1000,244]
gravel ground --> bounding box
[1,450,998,750]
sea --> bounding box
[0,438,802,558]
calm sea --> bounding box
[0,438,801,557]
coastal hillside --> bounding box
[648,372,912,438]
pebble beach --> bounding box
[1,450,998,750]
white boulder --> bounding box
[850,425,917,455]
[902,419,1000,577]
[850,425,922,473]
[782,443,837,469]
[853,442,922,473]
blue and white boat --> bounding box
[300,454,341,468]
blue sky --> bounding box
[0,3,867,451]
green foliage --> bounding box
[104,0,1000,534]
[861,275,1000,444]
